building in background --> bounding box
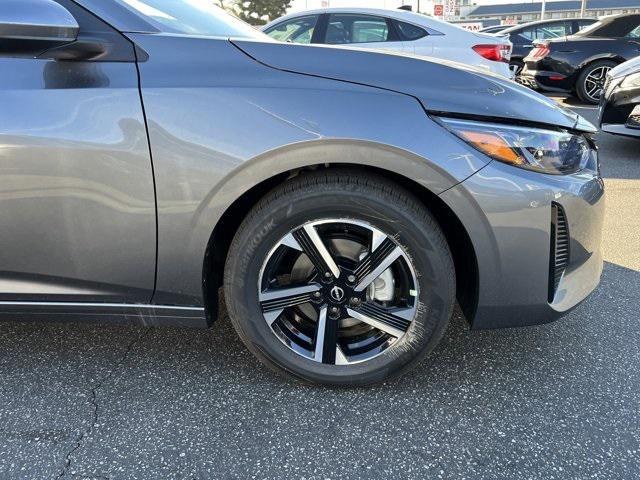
[462,0,640,25]
[288,0,436,15]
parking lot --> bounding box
[0,100,638,480]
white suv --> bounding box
[263,8,513,78]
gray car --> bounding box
[0,0,605,386]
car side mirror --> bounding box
[0,0,79,57]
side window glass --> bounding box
[265,15,318,44]
[535,24,567,39]
[577,21,594,31]
[395,21,427,41]
[626,25,640,38]
[512,33,530,44]
[518,27,535,41]
[326,14,389,44]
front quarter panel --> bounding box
[440,160,605,329]
[129,35,491,305]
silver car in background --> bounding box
[0,0,604,386]
[262,7,513,78]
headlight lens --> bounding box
[620,71,640,88]
[438,117,593,175]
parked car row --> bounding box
[521,14,640,104]
[265,7,640,109]
[263,8,513,78]
[478,15,640,131]
[498,18,597,77]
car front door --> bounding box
[0,0,156,303]
[322,13,407,54]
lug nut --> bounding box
[324,272,332,279]
[350,297,361,306]
[347,275,356,284]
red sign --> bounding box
[434,5,444,16]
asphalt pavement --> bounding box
[0,100,638,480]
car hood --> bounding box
[233,40,592,132]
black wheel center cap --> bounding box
[322,271,362,306]
[330,285,346,303]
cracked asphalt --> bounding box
[0,102,639,480]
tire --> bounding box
[223,169,456,386]
[511,60,524,79]
[576,60,616,104]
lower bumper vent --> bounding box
[549,203,570,302]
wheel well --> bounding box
[203,164,479,325]
[578,57,623,77]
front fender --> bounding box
[129,33,491,305]
[195,138,459,222]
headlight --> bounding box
[437,117,593,175]
[620,72,640,89]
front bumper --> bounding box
[440,159,605,329]
[598,75,640,138]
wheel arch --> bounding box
[576,54,625,75]
[202,155,479,326]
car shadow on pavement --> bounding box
[0,261,638,479]
[596,131,640,180]
[0,262,636,391]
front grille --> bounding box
[549,203,570,303]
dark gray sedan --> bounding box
[0,0,604,385]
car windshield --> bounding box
[574,15,640,38]
[111,0,264,38]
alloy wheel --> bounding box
[258,219,418,365]
[584,66,611,103]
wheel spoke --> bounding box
[313,306,338,364]
[292,224,341,279]
[347,303,414,338]
[585,66,610,101]
[353,237,402,292]
[259,284,321,325]
[335,345,350,365]
[259,219,419,365]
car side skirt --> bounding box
[0,302,208,328]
